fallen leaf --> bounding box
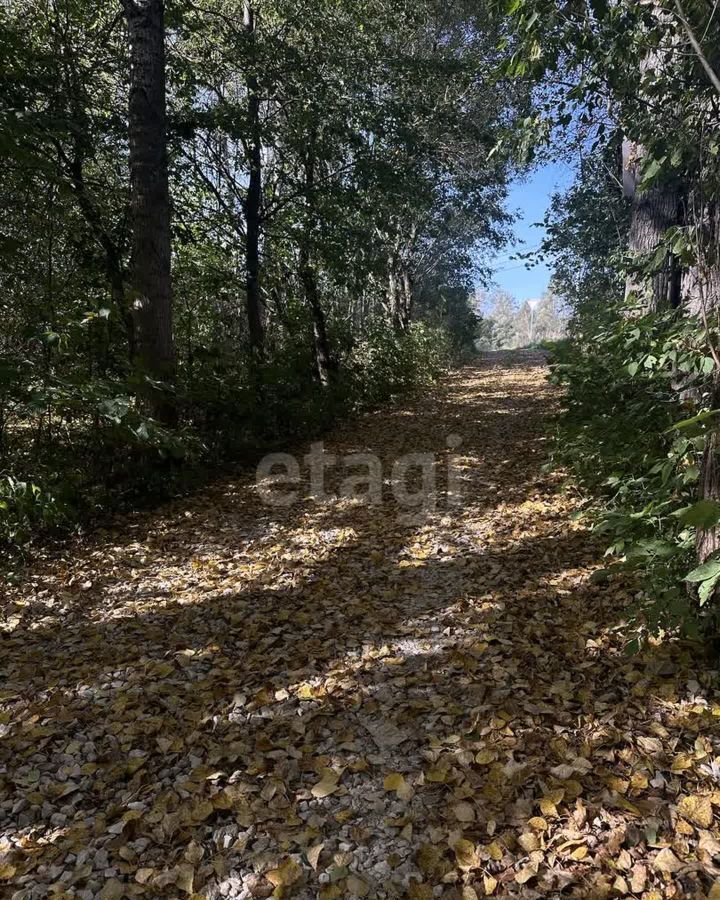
[311,769,340,799]
[307,843,324,871]
[453,801,475,822]
[266,857,303,888]
[653,848,683,874]
[677,794,714,828]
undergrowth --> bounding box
[0,322,454,551]
[547,308,720,641]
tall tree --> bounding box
[243,0,264,356]
[121,0,176,422]
[622,138,681,313]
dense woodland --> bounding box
[5,0,720,630]
[0,0,526,547]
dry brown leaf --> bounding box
[311,768,340,799]
[307,843,324,871]
[653,848,683,874]
[266,857,303,888]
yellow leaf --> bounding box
[126,755,147,775]
[677,794,714,828]
[454,838,479,870]
[518,832,539,853]
[606,775,629,794]
[311,768,340,799]
[528,816,548,831]
[515,865,536,884]
[475,749,496,765]
[266,857,303,888]
[571,844,588,860]
[677,818,695,838]
[483,874,498,895]
[539,797,558,817]
[383,772,406,792]
[707,879,720,899]
[486,841,503,861]
[671,753,694,773]
[630,771,649,791]
[653,848,682,874]
[461,888,478,900]
[0,863,16,880]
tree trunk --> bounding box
[300,145,335,385]
[681,200,720,317]
[698,385,720,565]
[387,253,403,331]
[300,252,334,386]
[244,0,264,356]
[63,146,135,358]
[682,201,720,567]
[399,269,413,331]
[622,138,681,313]
[122,0,176,424]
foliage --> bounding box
[503,0,720,635]
[0,0,526,548]
[0,318,452,548]
[548,306,720,637]
[476,287,568,349]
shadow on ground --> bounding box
[1,352,719,899]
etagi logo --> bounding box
[256,434,465,510]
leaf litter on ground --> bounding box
[2,352,720,898]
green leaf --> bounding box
[676,500,720,529]
[685,558,720,583]
[667,409,720,434]
[698,573,720,605]
[640,156,666,188]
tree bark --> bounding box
[682,201,720,567]
[300,145,335,385]
[244,0,264,356]
[387,252,403,332]
[681,200,720,317]
[399,269,413,331]
[122,0,176,423]
[622,138,681,313]
[300,252,334,386]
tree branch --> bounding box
[674,0,720,96]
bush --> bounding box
[548,308,717,639]
[0,319,457,551]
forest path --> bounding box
[2,352,720,899]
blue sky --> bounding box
[484,160,575,301]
